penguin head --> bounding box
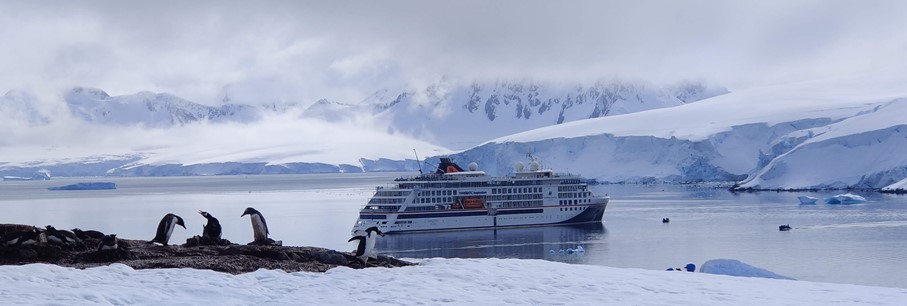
[365,226,385,237]
[198,210,211,218]
[241,207,259,217]
[45,225,56,232]
[175,215,187,229]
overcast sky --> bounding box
[2,0,906,105]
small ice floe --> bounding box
[549,246,586,256]
[47,182,117,191]
[824,193,867,205]
[797,196,818,204]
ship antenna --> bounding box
[413,149,423,175]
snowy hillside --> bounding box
[64,87,261,127]
[363,79,727,149]
[0,89,49,125]
[441,71,907,190]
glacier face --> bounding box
[439,74,907,190]
[364,79,727,149]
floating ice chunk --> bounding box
[48,182,117,191]
[825,193,866,205]
[797,196,818,204]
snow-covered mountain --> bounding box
[64,87,262,127]
[344,80,727,149]
[1,89,49,125]
[437,71,907,190]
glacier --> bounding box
[3,72,907,190]
[440,71,907,190]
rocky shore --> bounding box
[0,224,413,274]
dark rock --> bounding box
[17,248,38,259]
[1,224,413,274]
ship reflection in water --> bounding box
[378,223,607,263]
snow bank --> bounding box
[2,259,905,305]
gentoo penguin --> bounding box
[45,225,81,245]
[72,228,105,240]
[1,228,33,246]
[241,207,269,243]
[97,234,118,251]
[150,213,186,246]
[198,210,222,239]
[7,227,46,246]
[348,226,385,264]
[348,235,369,264]
[363,226,385,260]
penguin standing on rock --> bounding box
[198,210,222,240]
[241,207,269,243]
[150,213,186,246]
[349,226,385,265]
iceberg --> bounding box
[48,182,117,191]
[797,196,818,204]
[824,193,867,205]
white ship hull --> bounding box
[355,198,608,234]
[352,158,610,234]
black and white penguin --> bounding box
[1,228,32,246]
[150,213,186,246]
[349,226,385,264]
[97,234,118,251]
[45,225,81,245]
[348,235,369,264]
[363,226,385,261]
[9,227,46,246]
[241,207,269,243]
[72,228,105,240]
[198,210,222,239]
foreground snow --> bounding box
[1,259,904,305]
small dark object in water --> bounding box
[779,224,792,231]
[662,218,670,223]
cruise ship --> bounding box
[351,158,609,234]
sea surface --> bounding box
[2,173,906,288]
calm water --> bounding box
[2,174,906,288]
